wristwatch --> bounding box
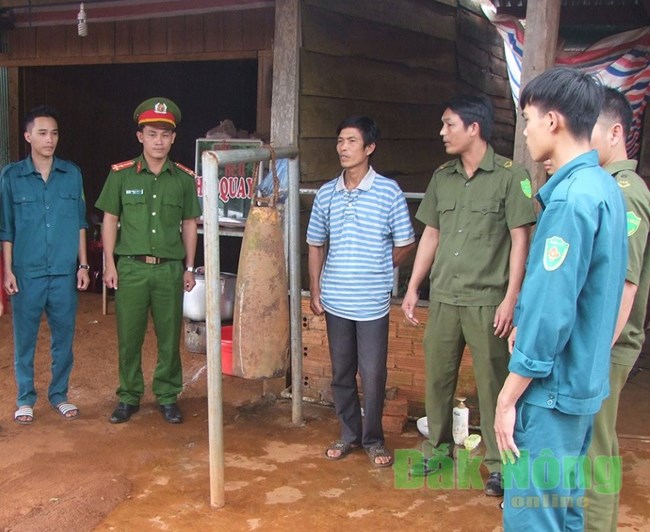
[185,266,195,273]
[78,264,90,270]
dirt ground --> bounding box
[0,292,649,532]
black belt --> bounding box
[129,255,173,265]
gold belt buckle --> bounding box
[145,256,157,264]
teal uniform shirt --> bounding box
[416,145,536,305]
[0,156,88,277]
[510,151,627,415]
[95,154,202,259]
[607,160,650,366]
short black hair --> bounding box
[23,105,59,132]
[600,87,633,139]
[442,94,494,142]
[336,116,380,147]
[519,66,603,140]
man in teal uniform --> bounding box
[584,88,650,531]
[402,94,536,496]
[96,98,202,424]
[495,67,627,531]
[1,105,89,424]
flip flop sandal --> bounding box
[324,440,358,461]
[54,402,79,420]
[366,444,393,468]
[14,406,34,425]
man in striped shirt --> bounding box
[307,116,415,468]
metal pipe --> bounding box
[209,146,298,166]
[201,146,299,508]
[202,151,224,509]
[287,156,303,425]
[300,187,425,200]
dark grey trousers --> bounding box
[325,312,389,449]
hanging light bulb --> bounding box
[77,2,88,37]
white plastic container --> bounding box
[452,396,469,446]
[183,271,237,321]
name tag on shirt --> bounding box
[125,189,144,195]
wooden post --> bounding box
[270,0,304,426]
[512,0,561,195]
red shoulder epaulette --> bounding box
[174,162,196,177]
[111,159,136,172]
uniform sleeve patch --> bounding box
[543,236,569,271]
[520,178,532,198]
[618,179,631,188]
[627,211,641,236]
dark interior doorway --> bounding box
[19,59,259,224]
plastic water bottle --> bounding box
[452,396,469,446]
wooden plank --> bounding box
[64,25,82,57]
[95,22,116,56]
[3,9,273,64]
[7,27,36,59]
[149,18,168,54]
[304,0,457,42]
[36,26,66,58]
[222,10,244,51]
[302,4,456,73]
[456,38,490,71]
[186,15,205,53]
[301,50,456,105]
[132,19,151,55]
[457,56,511,97]
[242,7,273,51]
[204,12,225,52]
[494,106,516,127]
[256,50,273,140]
[299,95,444,140]
[167,16,190,54]
[457,8,502,47]
[0,50,258,67]
[114,21,131,56]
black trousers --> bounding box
[325,312,389,448]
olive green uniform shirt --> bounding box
[607,160,650,366]
[95,155,202,259]
[416,145,536,306]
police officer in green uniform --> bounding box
[96,98,202,424]
[402,95,536,496]
[585,88,650,531]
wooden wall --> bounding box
[1,9,274,65]
[456,5,517,158]
[0,7,275,162]
[299,0,457,193]
[298,0,459,289]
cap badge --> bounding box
[154,102,168,114]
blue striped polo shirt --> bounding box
[306,167,415,320]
